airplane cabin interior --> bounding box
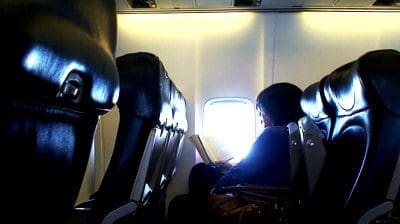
[1,0,399,223]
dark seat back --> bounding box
[0,1,118,223]
[86,52,187,224]
[301,49,400,223]
[162,85,188,184]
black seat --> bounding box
[162,84,188,184]
[77,52,187,224]
[0,1,119,223]
[300,49,400,223]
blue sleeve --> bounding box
[214,126,290,188]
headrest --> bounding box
[357,49,400,114]
[0,0,119,113]
[302,49,400,127]
[117,52,184,129]
[301,80,330,122]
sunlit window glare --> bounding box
[202,98,255,164]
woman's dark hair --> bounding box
[256,82,304,126]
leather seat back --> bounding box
[0,1,119,223]
[301,49,400,223]
[87,52,187,224]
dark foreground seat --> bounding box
[76,52,187,224]
[0,1,119,223]
[300,49,400,223]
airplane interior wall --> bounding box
[76,11,400,207]
[274,12,400,88]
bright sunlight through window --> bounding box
[202,98,255,164]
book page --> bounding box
[189,134,213,164]
[202,135,234,163]
[189,134,233,164]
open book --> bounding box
[189,134,233,165]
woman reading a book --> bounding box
[213,82,303,188]
[168,82,304,224]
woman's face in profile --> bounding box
[257,107,271,128]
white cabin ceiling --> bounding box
[116,0,400,12]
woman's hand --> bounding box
[215,159,233,174]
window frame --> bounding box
[201,97,256,163]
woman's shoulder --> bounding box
[255,126,289,145]
[261,125,288,136]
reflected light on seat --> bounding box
[23,45,86,83]
[23,45,119,105]
[37,123,75,159]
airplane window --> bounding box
[202,98,256,164]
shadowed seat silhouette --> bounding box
[75,52,187,224]
[300,49,400,223]
[0,1,119,223]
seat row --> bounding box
[289,49,400,224]
[74,52,188,224]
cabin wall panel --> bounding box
[273,12,400,88]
